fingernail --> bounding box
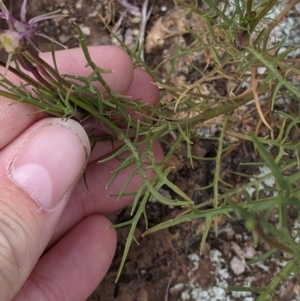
[9,119,90,210]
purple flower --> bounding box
[0,0,64,53]
[0,30,20,52]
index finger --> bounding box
[0,46,134,149]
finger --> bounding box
[48,141,163,246]
[126,67,160,109]
[86,66,160,162]
[104,67,159,130]
[0,98,47,150]
[40,46,134,94]
[0,46,134,149]
[51,70,162,242]
[13,215,116,301]
[0,118,90,300]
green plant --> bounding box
[1,0,300,299]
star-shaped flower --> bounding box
[0,0,64,53]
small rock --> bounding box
[75,1,82,9]
[243,245,255,259]
[170,283,185,295]
[58,34,71,44]
[80,26,91,36]
[230,256,245,275]
[61,9,69,15]
[88,11,98,17]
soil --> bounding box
[2,1,300,301]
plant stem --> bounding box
[255,0,299,45]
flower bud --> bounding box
[0,30,20,52]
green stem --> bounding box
[252,222,293,254]
[249,0,277,34]
[23,49,126,135]
[246,0,253,13]
[0,61,51,91]
[255,0,299,45]
[0,90,20,101]
[24,49,72,89]
[256,259,296,301]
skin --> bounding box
[0,46,163,301]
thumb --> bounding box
[0,118,90,300]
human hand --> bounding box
[0,46,163,301]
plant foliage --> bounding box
[1,0,300,298]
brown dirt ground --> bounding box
[3,1,300,301]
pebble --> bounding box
[230,256,245,276]
[75,1,82,9]
[88,11,98,17]
[61,9,69,15]
[58,34,71,43]
[80,26,91,36]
